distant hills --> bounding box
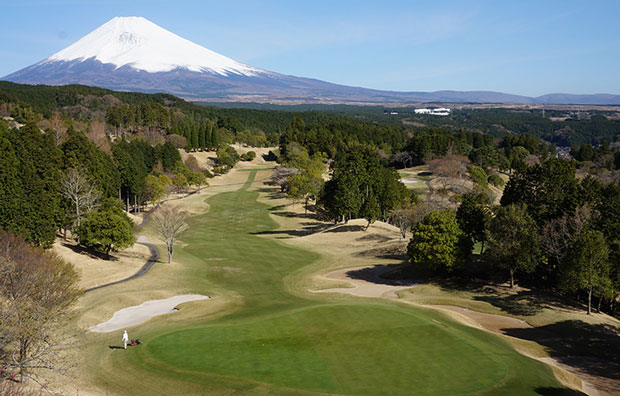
[3,16,619,105]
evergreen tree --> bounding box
[198,123,206,150]
[206,122,214,149]
[485,204,539,288]
[360,192,381,229]
[61,128,120,197]
[501,158,581,226]
[112,144,140,210]
[190,123,199,150]
[76,210,135,257]
[159,141,182,171]
[408,209,467,273]
[457,192,491,253]
[8,122,63,247]
[0,122,24,239]
[211,127,220,148]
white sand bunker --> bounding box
[89,294,210,333]
[401,177,419,183]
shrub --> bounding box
[241,151,257,161]
[468,165,488,189]
[488,174,505,187]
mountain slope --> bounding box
[3,17,619,105]
[45,16,261,76]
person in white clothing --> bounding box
[122,330,129,349]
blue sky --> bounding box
[1,0,619,96]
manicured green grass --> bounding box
[111,170,567,395]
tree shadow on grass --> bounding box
[535,387,587,396]
[272,211,318,219]
[505,321,620,395]
[472,288,585,317]
[344,264,417,287]
[257,187,282,196]
[62,242,118,261]
[325,224,366,233]
[473,291,544,316]
[251,221,332,238]
[354,245,408,261]
[356,234,392,242]
[504,321,620,367]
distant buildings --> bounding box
[383,107,452,116]
[414,107,451,116]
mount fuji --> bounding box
[3,17,620,105]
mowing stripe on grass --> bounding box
[126,171,566,396]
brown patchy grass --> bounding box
[53,238,151,290]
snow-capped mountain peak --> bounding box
[44,16,262,76]
[5,17,619,105]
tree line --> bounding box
[0,118,206,250]
[408,157,620,315]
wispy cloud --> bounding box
[189,8,477,63]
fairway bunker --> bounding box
[89,294,210,333]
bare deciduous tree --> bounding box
[86,118,111,154]
[428,155,470,192]
[270,167,299,192]
[0,231,82,385]
[60,168,100,231]
[151,206,189,264]
[50,112,67,146]
[165,134,188,149]
[390,206,415,240]
[392,151,413,169]
[184,155,202,173]
[541,205,599,264]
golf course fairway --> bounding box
[98,170,570,395]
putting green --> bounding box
[148,304,510,395]
[130,170,565,395]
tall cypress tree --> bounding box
[0,122,23,237]
[8,122,63,246]
[198,123,206,150]
[211,127,220,149]
[190,123,199,151]
[61,128,120,197]
[206,122,214,149]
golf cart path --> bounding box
[315,265,602,396]
[83,204,161,293]
[88,294,210,332]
